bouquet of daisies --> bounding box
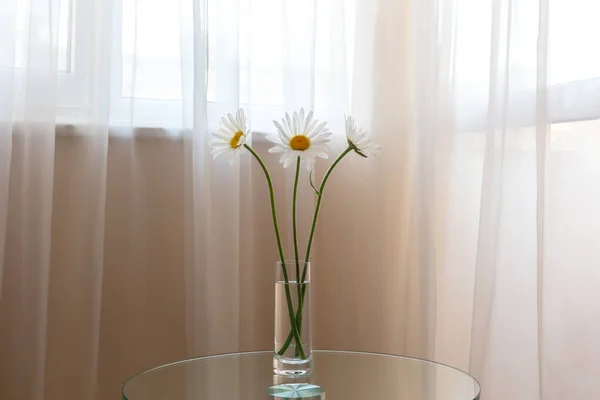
[209,109,381,359]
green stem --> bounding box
[302,146,353,271]
[243,144,305,359]
[292,157,302,357]
[293,157,301,285]
[278,146,353,355]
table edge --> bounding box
[122,350,481,400]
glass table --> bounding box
[122,351,480,400]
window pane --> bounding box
[3,0,71,71]
[57,0,73,72]
[121,0,182,100]
[549,0,600,85]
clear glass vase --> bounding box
[273,260,312,376]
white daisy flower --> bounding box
[267,109,331,170]
[209,109,248,164]
[345,115,382,158]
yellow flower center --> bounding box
[230,131,244,148]
[289,135,310,151]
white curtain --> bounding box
[1,1,600,400]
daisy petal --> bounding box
[213,132,231,141]
[285,113,293,134]
[282,157,295,168]
[273,121,291,140]
[304,111,314,133]
[268,145,285,153]
[237,109,246,129]
[310,137,331,145]
[293,111,299,134]
[210,142,231,149]
[308,121,328,138]
[305,119,319,137]
[222,118,237,134]
[345,115,383,158]
[211,147,231,157]
[298,109,305,131]
[227,113,240,131]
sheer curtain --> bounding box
[315,0,600,399]
[0,0,353,399]
[338,1,600,400]
[1,1,600,400]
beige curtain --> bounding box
[321,1,600,400]
[2,0,600,400]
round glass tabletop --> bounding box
[122,351,480,400]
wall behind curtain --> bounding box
[2,0,600,400]
[0,131,304,400]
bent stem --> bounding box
[243,144,305,359]
[278,146,353,355]
[302,146,353,271]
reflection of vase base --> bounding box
[267,383,324,399]
[273,355,313,376]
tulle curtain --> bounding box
[0,0,353,399]
[326,2,600,400]
[321,1,600,400]
[1,0,600,400]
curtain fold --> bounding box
[1,1,600,400]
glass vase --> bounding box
[273,260,312,376]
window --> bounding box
[453,0,600,131]
[2,0,598,131]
